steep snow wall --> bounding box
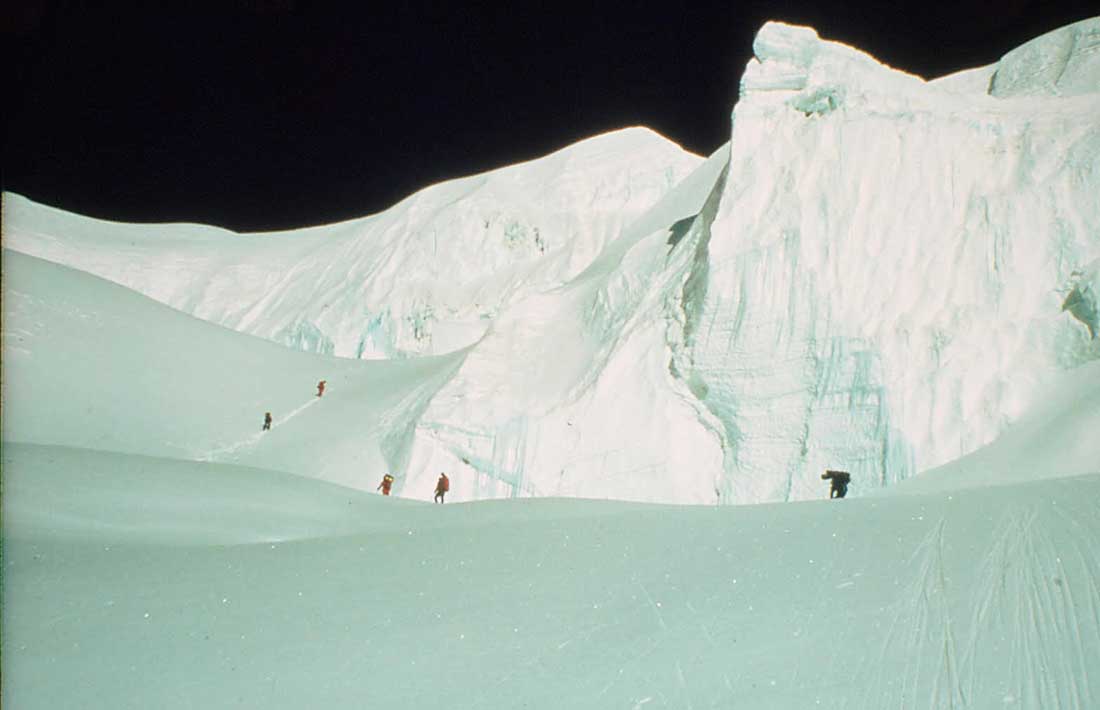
[405,148,734,503]
[3,128,701,360]
[677,20,1100,501]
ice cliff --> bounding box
[408,18,1100,503]
[4,18,1098,504]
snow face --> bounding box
[674,20,1100,501]
[3,127,702,360]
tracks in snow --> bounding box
[199,396,321,462]
[863,499,1100,709]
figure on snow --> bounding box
[377,474,395,496]
[434,473,449,503]
[263,412,272,431]
[317,380,326,397]
[822,469,850,499]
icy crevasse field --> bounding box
[3,17,1100,710]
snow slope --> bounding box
[4,441,1098,709]
[1,249,464,492]
[1,443,404,545]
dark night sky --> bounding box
[3,1,1097,232]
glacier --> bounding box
[3,16,1100,710]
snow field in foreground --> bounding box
[3,441,1099,709]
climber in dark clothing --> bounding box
[263,412,272,431]
[822,470,850,499]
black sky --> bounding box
[3,1,1097,232]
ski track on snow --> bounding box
[199,396,321,462]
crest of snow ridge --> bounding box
[739,17,1100,115]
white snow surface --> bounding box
[3,18,1100,710]
[4,443,1099,709]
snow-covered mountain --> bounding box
[4,19,1099,506]
[4,18,1100,710]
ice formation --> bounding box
[673,20,1100,501]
